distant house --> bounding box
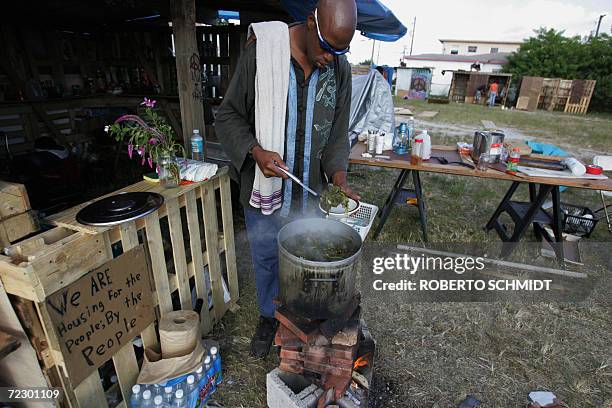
[401,52,511,96]
[439,39,522,56]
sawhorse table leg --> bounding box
[486,181,564,263]
[372,170,428,241]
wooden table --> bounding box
[349,143,612,262]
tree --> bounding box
[504,28,612,112]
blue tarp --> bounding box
[281,0,407,42]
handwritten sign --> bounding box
[45,245,154,384]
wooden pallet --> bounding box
[564,80,596,115]
[0,168,238,407]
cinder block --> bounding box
[337,396,360,408]
[267,368,323,408]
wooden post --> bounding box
[171,0,206,157]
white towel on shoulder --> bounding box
[247,21,291,215]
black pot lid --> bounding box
[76,192,164,226]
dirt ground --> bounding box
[206,104,612,408]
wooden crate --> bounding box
[0,181,31,220]
[0,168,238,407]
[0,211,39,248]
[0,181,38,248]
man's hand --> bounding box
[332,171,360,201]
[251,146,289,178]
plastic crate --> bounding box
[560,202,598,237]
[328,202,378,241]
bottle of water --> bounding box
[141,389,153,408]
[129,384,141,408]
[210,346,222,385]
[163,386,174,405]
[153,395,163,407]
[195,366,204,384]
[186,375,197,405]
[172,389,186,408]
[408,117,416,148]
[204,356,215,393]
[190,129,204,161]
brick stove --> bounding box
[269,293,375,408]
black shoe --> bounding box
[250,316,278,358]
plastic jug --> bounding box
[418,130,431,160]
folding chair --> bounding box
[593,155,612,232]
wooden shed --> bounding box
[0,1,289,406]
[448,71,512,106]
[0,0,290,158]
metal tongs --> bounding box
[274,162,319,197]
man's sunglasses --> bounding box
[313,8,350,56]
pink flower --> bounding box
[140,97,157,108]
[149,138,158,145]
[128,144,134,159]
[138,146,145,156]
[141,156,146,166]
[148,157,153,168]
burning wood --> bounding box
[353,355,368,369]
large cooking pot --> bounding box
[278,218,362,319]
[472,130,505,163]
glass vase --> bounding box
[158,152,180,189]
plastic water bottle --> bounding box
[195,366,204,383]
[172,389,186,408]
[163,386,174,405]
[129,384,141,408]
[210,346,222,385]
[186,375,197,405]
[190,129,204,161]
[153,395,163,407]
[204,356,215,392]
[186,375,197,393]
[407,116,415,139]
[141,389,153,407]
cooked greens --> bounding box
[320,185,349,214]
[283,232,356,262]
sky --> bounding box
[346,0,611,66]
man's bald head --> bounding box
[316,0,357,50]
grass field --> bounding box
[207,101,611,407]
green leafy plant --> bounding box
[105,97,185,169]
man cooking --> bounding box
[215,0,360,358]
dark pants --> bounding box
[244,208,286,318]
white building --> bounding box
[401,53,510,96]
[439,39,522,56]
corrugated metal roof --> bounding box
[403,52,511,64]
